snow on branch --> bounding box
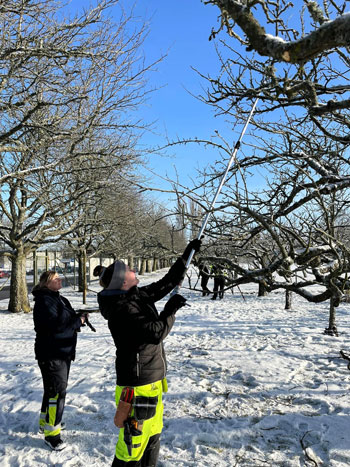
[209,1,350,64]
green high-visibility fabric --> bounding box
[115,379,164,462]
[44,394,61,437]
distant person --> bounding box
[199,263,211,296]
[94,238,202,467]
[32,271,88,451]
[211,266,226,300]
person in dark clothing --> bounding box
[211,267,226,300]
[199,263,211,296]
[32,271,87,451]
[94,238,202,467]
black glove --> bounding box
[76,311,96,332]
[182,238,202,260]
[162,294,187,317]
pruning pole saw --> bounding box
[172,87,263,295]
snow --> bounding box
[265,33,286,44]
[1,268,350,466]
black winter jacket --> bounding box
[98,257,186,386]
[33,288,82,361]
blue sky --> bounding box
[129,1,228,195]
[72,1,248,204]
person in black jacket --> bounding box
[198,263,211,296]
[94,238,201,467]
[32,271,87,451]
[211,266,226,300]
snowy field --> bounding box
[1,268,350,466]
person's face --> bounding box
[121,267,139,290]
[47,274,62,292]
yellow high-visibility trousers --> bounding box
[114,379,165,463]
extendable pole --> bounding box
[173,92,262,294]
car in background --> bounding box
[0,270,10,278]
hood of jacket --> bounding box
[32,287,60,300]
[97,288,130,320]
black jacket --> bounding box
[98,257,186,386]
[32,288,82,361]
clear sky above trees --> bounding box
[73,0,231,196]
[70,1,350,201]
[131,0,229,193]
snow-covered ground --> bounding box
[1,268,350,466]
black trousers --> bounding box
[200,276,210,296]
[38,359,71,435]
[112,433,160,467]
[212,277,225,299]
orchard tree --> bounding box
[64,156,134,297]
[176,122,350,332]
[204,0,350,119]
[98,190,187,274]
[0,0,158,312]
[157,0,350,333]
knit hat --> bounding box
[103,260,126,290]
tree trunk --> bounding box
[77,250,87,301]
[127,256,134,270]
[33,250,39,286]
[152,257,158,272]
[134,257,140,273]
[258,282,268,297]
[146,259,151,273]
[139,258,146,275]
[324,296,338,336]
[329,297,336,328]
[8,249,31,313]
[285,289,292,310]
[45,249,49,271]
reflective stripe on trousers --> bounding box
[44,394,61,437]
[38,359,70,437]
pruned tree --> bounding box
[202,0,350,137]
[206,0,350,63]
[175,120,350,332]
[147,0,350,334]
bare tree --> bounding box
[145,0,350,333]
[0,1,159,312]
[174,121,350,332]
[97,190,187,273]
[206,0,350,63]
[201,0,350,138]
